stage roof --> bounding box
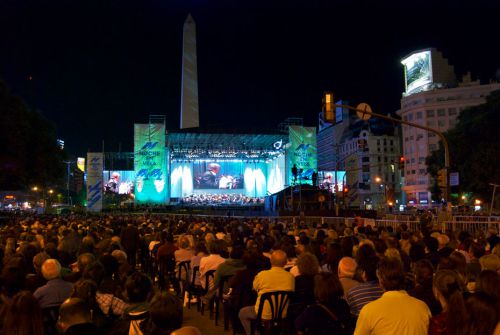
[167,131,287,160]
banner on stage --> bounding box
[134,123,168,204]
[86,152,103,212]
[288,126,317,185]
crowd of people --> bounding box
[181,194,265,206]
[0,212,499,335]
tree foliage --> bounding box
[0,80,66,190]
[427,89,500,201]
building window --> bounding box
[362,156,370,162]
[411,158,415,163]
[419,157,426,164]
[390,140,393,146]
[437,109,446,116]
[408,113,414,121]
[427,120,435,127]
[438,120,446,127]
[419,169,426,175]
[428,133,436,138]
[449,119,456,127]
[384,157,388,163]
[448,108,457,116]
[411,170,416,174]
[416,111,423,119]
[426,110,435,117]
[377,139,380,145]
[405,137,408,142]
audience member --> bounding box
[239,250,294,335]
[33,259,73,308]
[295,272,352,335]
[354,257,430,335]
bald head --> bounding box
[41,259,61,280]
[338,257,357,278]
[270,250,287,267]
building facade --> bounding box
[397,48,500,206]
[318,103,403,210]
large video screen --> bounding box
[103,170,135,195]
[193,162,244,189]
[402,50,432,94]
[318,171,345,193]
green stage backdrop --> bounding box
[134,123,168,204]
[288,126,317,185]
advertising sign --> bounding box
[288,126,317,185]
[402,50,433,94]
[77,157,85,172]
[134,123,168,204]
[86,152,103,212]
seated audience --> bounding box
[239,250,294,335]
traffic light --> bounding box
[343,186,349,193]
[398,156,405,170]
[437,169,447,188]
[322,92,335,123]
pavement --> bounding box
[182,301,234,335]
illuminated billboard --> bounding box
[193,161,244,189]
[402,50,432,94]
[288,126,317,185]
[77,157,85,172]
[134,123,168,204]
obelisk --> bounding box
[180,13,200,129]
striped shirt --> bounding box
[346,280,383,315]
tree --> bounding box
[0,80,66,190]
[427,89,500,202]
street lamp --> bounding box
[32,186,38,191]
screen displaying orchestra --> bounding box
[192,162,244,189]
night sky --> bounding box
[1,0,499,156]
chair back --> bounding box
[218,275,233,298]
[42,306,60,335]
[177,260,191,281]
[203,269,216,292]
[256,291,292,322]
[191,266,199,286]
